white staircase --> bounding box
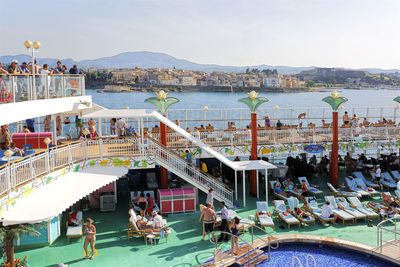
[145,138,234,207]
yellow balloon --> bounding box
[24,40,32,48]
[274,105,279,110]
[33,41,40,49]
[204,106,208,110]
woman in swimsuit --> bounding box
[136,192,148,217]
[229,217,240,255]
[83,218,96,260]
[110,118,116,135]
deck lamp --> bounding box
[238,91,269,198]
[322,91,348,187]
[24,40,41,98]
[144,90,180,189]
[82,128,90,136]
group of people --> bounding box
[0,60,83,76]
[199,189,241,255]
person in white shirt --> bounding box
[321,201,337,223]
[152,211,166,230]
[374,165,383,190]
[115,118,126,137]
[206,188,214,208]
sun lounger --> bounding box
[344,177,370,197]
[128,218,171,243]
[271,181,289,202]
[335,197,367,222]
[66,211,84,243]
[256,201,275,230]
[380,192,400,213]
[352,172,379,189]
[380,172,398,189]
[287,188,302,198]
[286,197,315,225]
[353,177,380,196]
[347,197,380,220]
[304,197,335,224]
[298,177,323,196]
[370,173,396,190]
[390,170,400,182]
[327,182,361,198]
[325,196,355,224]
[273,200,300,229]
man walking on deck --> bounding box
[217,201,229,242]
[199,203,216,242]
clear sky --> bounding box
[1,0,400,69]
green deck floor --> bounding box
[11,172,389,267]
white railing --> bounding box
[145,138,234,207]
[0,74,85,104]
[0,137,141,202]
[150,126,399,148]
[377,216,400,253]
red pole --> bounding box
[330,111,339,187]
[160,114,168,189]
[250,113,258,196]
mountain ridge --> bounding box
[0,51,398,74]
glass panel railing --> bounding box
[0,74,85,103]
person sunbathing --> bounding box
[135,216,153,234]
[294,207,310,220]
[382,193,400,208]
[274,183,287,197]
[285,179,297,192]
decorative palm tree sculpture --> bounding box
[145,91,179,189]
[144,90,179,114]
[393,96,400,105]
[238,91,269,197]
[322,91,348,187]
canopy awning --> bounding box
[229,160,277,171]
[60,103,106,116]
[0,171,121,226]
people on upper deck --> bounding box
[264,115,271,127]
[7,60,21,74]
[69,65,83,75]
[9,142,25,157]
[19,62,30,74]
[54,61,64,74]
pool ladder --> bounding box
[291,254,316,267]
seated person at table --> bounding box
[135,216,153,233]
[21,126,30,133]
[9,142,25,156]
[136,193,148,217]
[274,183,287,197]
[294,207,310,220]
[152,211,169,232]
[67,210,80,226]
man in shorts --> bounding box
[199,203,216,242]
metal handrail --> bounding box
[209,230,262,267]
[376,216,400,252]
[306,254,316,267]
[292,256,303,267]
[249,224,279,262]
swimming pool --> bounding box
[253,243,397,267]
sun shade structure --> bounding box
[0,171,122,226]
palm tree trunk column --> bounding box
[160,115,168,189]
[330,111,339,187]
[5,236,14,267]
[250,112,258,196]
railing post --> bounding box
[11,76,16,103]
[99,139,103,159]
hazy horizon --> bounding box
[2,0,400,69]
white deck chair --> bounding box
[325,196,355,224]
[327,182,361,198]
[335,197,366,222]
[345,177,370,197]
[347,197,380,220]
[390,170,400,182]
[371,173,396,189]
[271,180,289,202]
[304,197,335,224]
[381,172,398,189]
[287,197,315,225]
[352,172,379,189]
[298,177,323,195]
[395,190,400,201]
[256,201,275,229]
[354,177,380,195]
[273,200,300,229]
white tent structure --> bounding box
[0,171,121,226]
